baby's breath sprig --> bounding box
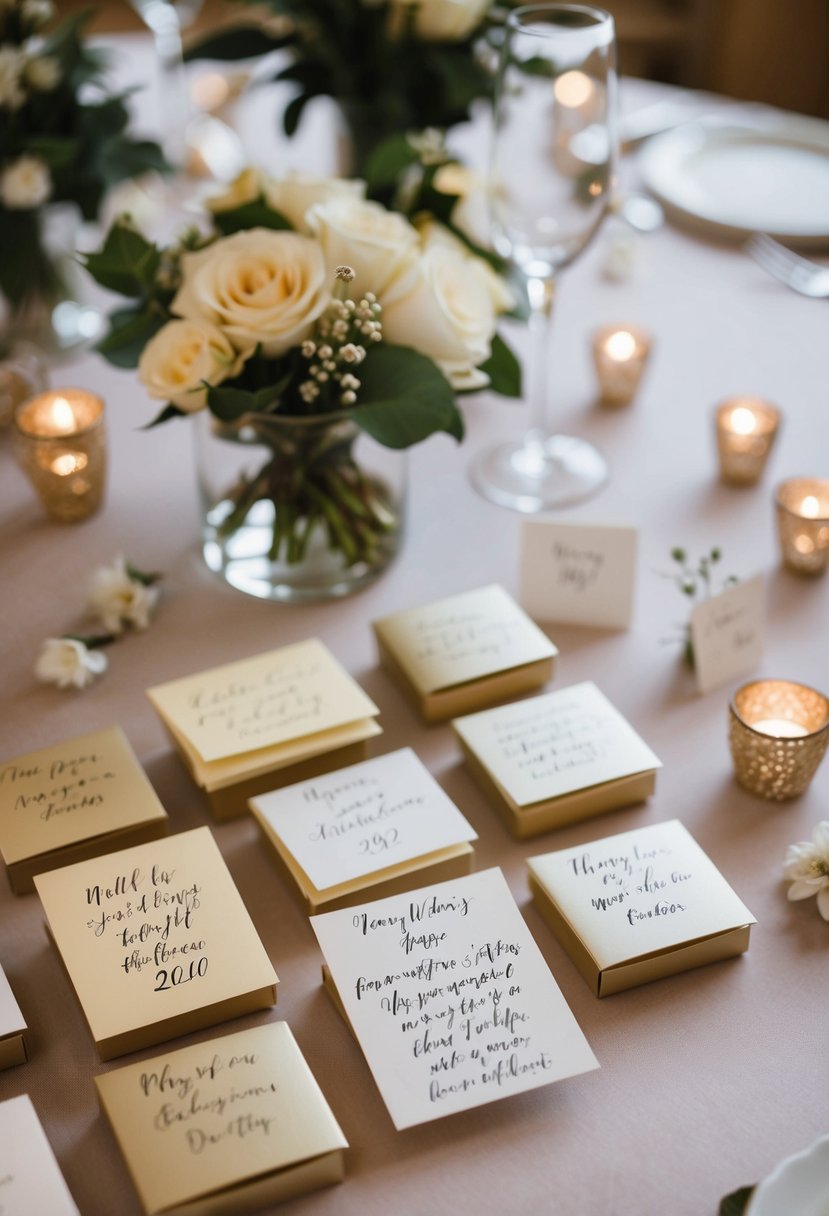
[660,546,739,667]
[298,267,383,409]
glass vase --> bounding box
[194,409,407,602]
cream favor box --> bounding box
[0,962,27,1070]
[0,1094,80,1214]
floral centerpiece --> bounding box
[187,0,503,181]
[85,169,518,600]
[0,1,165,343]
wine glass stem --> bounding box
[526,274,556,446]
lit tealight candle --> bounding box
[775,478,829,575]
[13,388,106,522]
[715,396,780,485]
[729,679,829,800]
[592,324,652,406]
[751,718,809,739]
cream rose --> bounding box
[418,218,514,314]
[172,229,330,357]
[388,0,490,41]
[0,154,51,209]
[264,173,366,234]
[206,167,265,214]
[307,197,420,301]
[382,243,497,389]
[138,318,248,412]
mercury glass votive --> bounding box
[729,679,829,800]
[776,478,829,575]
[0,341,48,427]
[13,388,106,522]
[592,325,652,405]
[715,396,780,485]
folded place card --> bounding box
[250,748,477,913]
[373,584,557,723]
[520,519,638,629]
[0,963,27,1070]
[95,1022,347,1216]
[453,682,661,839]
[147,639,382,819]
[0,726,169,894]
[0,1094,79,1215]
[34,827,278,1060]
[528,819,756,997]
[690,573,764,695]
[311,867,598,1130]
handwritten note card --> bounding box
[251,749,477,893]
[454,682,660,809]
[690,575,764,695]
[311,868,598,1129]
[34,827,277,1059]
[0,1095,79,1215]
[95,1023,347,1216]
[0,726,168,892]
[0,963,25,1045]
[520,520,638,629]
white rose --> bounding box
[138,318,248,412]
[88,556,159,634]
[418,217,514,313]
[389,0,490,41]
[0,155,51,209]
[25,54,60,91]
[35,638,107,690]
[172,229,330,357]
[0,47,26,111]
[432,161,491,247]
[206,167,265,214]
[264,173,365,234]
[382,242,497,389]
[307,197,419,301]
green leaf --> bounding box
[142,403,186,429]
[26,137,80,168]
[96,304,165,369]
[718,1186,755,1216]
[476,334,521,398]
[363,134,420,192]
[283,90,314,138]
[82,222,160,297]
[349,344,463,449]
[211,197,293,235]
[205,383,272,422]
[184,25,293,62]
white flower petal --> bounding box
[787,878,823,901]
[816,885,829,921]
[812,821,829,855]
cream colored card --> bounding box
[453,682,661,809]
[0,1095,79,1215]
[520,520,637,629]
[0,726,167,868]
[690,574,764,695]
[34,827,277,1057]
[95,1022,347,1216]
[0,963,25,1041]
[148,639,379,764]
[311,867,598,1129]
[528,820,755,971]
[251,748,477,891]
[373,584,557,695]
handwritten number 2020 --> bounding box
[154,956,208,991]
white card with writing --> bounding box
[528,821,755,969]
[311,868,598,1129]
[0,964,25,1040]
[0,1095,79,1215]
[251,749,477,890]
[454,683,660,809]
[520,520,637,629]
[690,574,764,695]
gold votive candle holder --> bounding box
[776,478,829,575]
[729,679,829,800]
[592,325,652,406]
[13,388,106,522]
[715,396,780,485]
[0,341,48,427]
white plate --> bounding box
[748,1135,829,1216]
[638,117,829,245]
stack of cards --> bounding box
[0,726,168,894]
[0,1095,79,1214]
[373,585,557,723]
[250,749,477,912]
[96,1023,347,1216]
[528,820,756,997]
[35,827,278,1059]
[311,868,598,1129]
[0,962,26,1069]
[147,639,381,818]
[453,682,661,838]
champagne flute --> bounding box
[472,3,617,511]
[128,0,203,169]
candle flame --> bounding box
[729,406,758,435]
[50,397,76,434]
[605,330,636,361]
[800,495,820,519]
[554,71,595,109]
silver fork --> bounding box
[746,233,829,298]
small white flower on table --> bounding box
[35,638,107,690]
[88,556,160,634]
[784,822,829,921]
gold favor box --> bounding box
[453,682,661,839]
[0,725,169,894]
[95,1022,348,1216]
[147,639,382,820]
[373,584,557,723]
[35,827,278,1060]
[0,963,27,1070]
[528,820,755,997]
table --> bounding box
[1,36,828,1216]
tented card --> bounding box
[311,867,598,1129]
[0,1094,79,1215]
[0,962,26,1069]
[520,519,637,628]
[690,574,764,694]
